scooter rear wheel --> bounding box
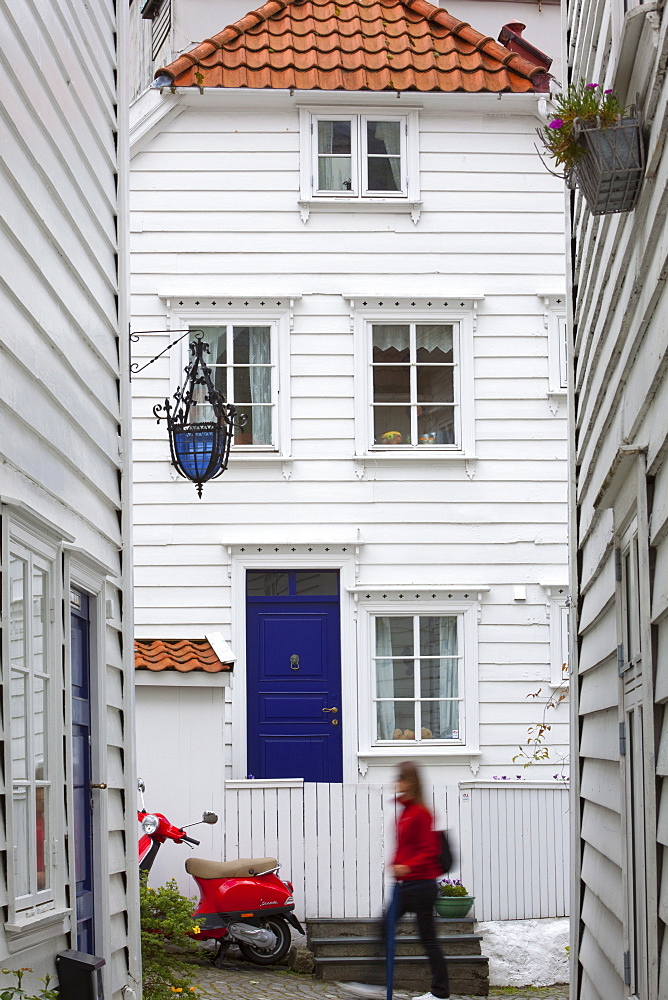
[239,915,291,965]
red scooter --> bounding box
[137,779,304,967]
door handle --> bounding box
[90,783,107,789]
[322,707,338,713]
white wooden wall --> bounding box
[568,3,668,999]
[130,92,569,786]
[0,1,139,995]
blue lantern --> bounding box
[154,333,237,497]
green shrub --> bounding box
[0,969,58,1000]
[140,873,203,1000]
[437,878,469,897]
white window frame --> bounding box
[542,295,568,395]
[546,586,570,688]
[1,503,70,932]
[299,107,421,222]
[357,595,480,758]
[352,301,476,461]
[169,302,293,462]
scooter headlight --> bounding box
[141,814,160,835]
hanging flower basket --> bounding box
[572,115,644,215]
[537,81,645,216]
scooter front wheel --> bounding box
[239,915,291,965]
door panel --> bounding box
[246,572,342,782]
[71,591,95,953]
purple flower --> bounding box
[548,118,563,129]
[585,83,598,89]
[604,89,613,94]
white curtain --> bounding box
[249,328,271,445]
[372,324,453,354]
[438,617,459,738]
[376,617,397,740]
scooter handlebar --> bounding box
[180,835,200,846]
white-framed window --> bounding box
[299,108,420,220]
[169,300,294,459]
[1,508,66,926]
[543,295,568,393]
[547,587,570,687]
[352,301,477,457]
[358,596,480,755]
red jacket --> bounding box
[391,799,441,881]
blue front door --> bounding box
[70,590,95,953]
[246,570,343,782]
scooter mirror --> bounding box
[137,778,145,793]
[202,811,218,824]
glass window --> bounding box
[317,121,354,192]
[190,325,274,446]
[247,570,339,598]
[371,323,457,447]
[8,550,54,909]
[373,615,462,741]
[312,115,406,198]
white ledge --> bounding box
[358,748,481,758]
[347,584,490,593]
[355,451,474,461]
[300,199,422,224]
[5,907,71,936]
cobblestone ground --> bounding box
[188,957,569,1000]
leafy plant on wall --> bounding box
[512,663,570,779]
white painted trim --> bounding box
[351,304,477,458]
[226,778,304,789]
[545,586,570,688]
[129,88,186,156]
[356,598,480,756]
[135,670,231,687]
[229,547,359,783]
[542,295,568,394]
[347,585,490,594]
[206,631,236,664]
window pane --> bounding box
[247,571,289,597]
[318,157,353,191]
[36,785,49,892]
[417,406,455,444]
[10,557,26,671]
[376,616,414,656]
[421,701,460,740]
[416,325,453,363]
[377,702,415,740]
[421,658,459,699]
[234,406,272,445]
[234,366,272,405]
[417,366,454,403]
[294,571,339,596]
[32,568,47,674]
[367,157,401,191]
[318,120,351,154]
[195,326,227,366]
[11,672,27,780]
[34,675,48,779]
[373,366,410,403]
[373,406,411,445]
[367,120,400,155]
[373,325,409,363]
[232,326,270,366]
[376,658,414,699]
[12,787,30,897]
[420,616,458,656]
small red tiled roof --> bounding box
[135,638,233,672]
[157,0,549,93]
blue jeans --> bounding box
[384,880,449,998]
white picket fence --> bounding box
[222,779,569,922]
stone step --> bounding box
[307,917,475,939]
[313,954,489,996]
[310,933,482,959]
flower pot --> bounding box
[434,895,475,918]
[574,117,644,215]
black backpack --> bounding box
[436,830,453,874]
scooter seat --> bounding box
[185,856,279,879]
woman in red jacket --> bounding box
[342,761,449,1000]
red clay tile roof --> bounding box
[157,0,550,93]
[135,638,233,672]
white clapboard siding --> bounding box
[569,0,668,994]
[0,0,138,993]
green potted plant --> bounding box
[435,878,475,918]
[538,80,644,215]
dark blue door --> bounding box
[246,570,342,782]
[71,590,95,953]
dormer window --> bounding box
[299,108,420,220]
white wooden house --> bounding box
[129,0,571,980]
[0,1,140,998]
[566,2,668,999]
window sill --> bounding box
[359,748,481,759]
[5,906,71,936]
[229,453,293,478]
[354,452,476,479]
[299,200,422,224]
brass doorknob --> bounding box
[322,707,338,713]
